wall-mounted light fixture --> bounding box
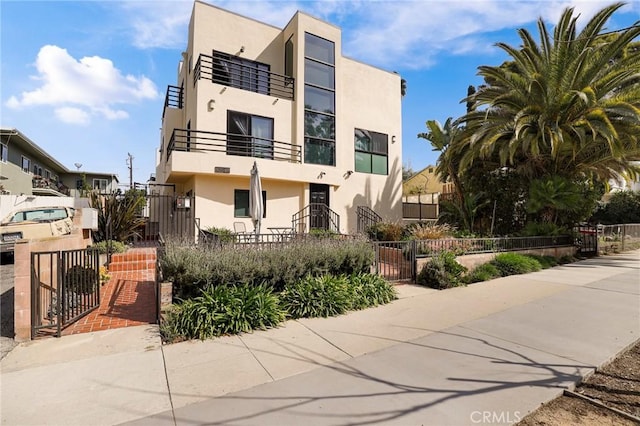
[344,170,354,178]
[318,171,326,178]
[207,99,215,111]
[392,136,396,143]
[240,46,245,53]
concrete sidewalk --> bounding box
[1,251,638,425]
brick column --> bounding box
[13,240,31,342]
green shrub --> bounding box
[281,275,352,318]
[64,265,98,294]
[349,273,397,310]
[164,284,285,340]
[367,222,405,241]
[309,228,339,239]
[465,263,501,283]
[524,254,558,269]
[161,238,374,300]
[491,253,542,276]
[92,240,127,254]
[558,254,577,264]
[417,251,467,289]
[205,227,235,243]
[518,222,569,237]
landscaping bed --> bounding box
[519,339,640,425]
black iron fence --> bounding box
[292,203,340,234]
[166,128,302,163]
[356,206,382,234]
[31,248,100,338]
[194,52,295,100]
[131,193,196,246]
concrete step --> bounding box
[110,251,157,264]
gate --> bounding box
[575,224,598,256]
[137,194,196,243]
[31,248,100,338]
[372,241,415,282]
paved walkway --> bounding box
[62,249,157,336]
[1,251,638,425]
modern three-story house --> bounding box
[155,1,403,235]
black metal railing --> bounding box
[162,85,183,118]
[356,206,382,234]
[166,128,302,163]
[292,203,340,234]
[412,235,574,257]
[402,202,438,220]
[194,53,294,100]
[31,248,100,338]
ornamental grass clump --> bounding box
[491,253,542,276]
[348,273,397,310]
[408,222,455,240]
[163,284,285,340]
[464,263,501,284]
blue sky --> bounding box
[2,0,639,186]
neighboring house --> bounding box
[0,128,119,197]
[155,1,403,235]
[608,161,640,193]
[403,165,453,202]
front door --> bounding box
[310,184,329,230]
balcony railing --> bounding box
[32,176,70,196]
[166,128,302,163]
[194,53,294,100]
[162,85,183,119]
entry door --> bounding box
[310,184,329,230]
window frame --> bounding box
[93,178,108,192]
[21,156,31,173]
[227,110,274,159]
[0,142,7,163]
[354,128,389,175]
[234,189,267,218]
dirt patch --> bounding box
[519,340,640,425]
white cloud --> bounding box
[55,107,90,125]
[5,45,159,124]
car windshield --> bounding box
[9,208,68,223]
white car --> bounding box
[0,207,75,254]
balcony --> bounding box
[166,128,301,163]
[162,85,183,119]
[194,53,294,100]
[32,176,70,196]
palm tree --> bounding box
[527,176,582,224]
[460,3,640,183]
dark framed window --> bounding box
[234,189,267,217]
[21,156,30,173]
[304,32,335,167]
[93,179,108,191]
[354,129,388,175]
[305,33,335,65]
[285,36,294,78]
[305,138,335,166]
[0,143,7,162]
[227,111,274,159]
[212,51,270,95]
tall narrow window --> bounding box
[304,33,335,166]
[285,36,294,78]
[93,178,108,192]
[21,156,31,173]
[354,129,388,175]
[227,111,274,159]
[0,143,7,162]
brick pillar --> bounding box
[13,240,31,342]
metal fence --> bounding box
[31,248,100,338]
[598,223,640,253]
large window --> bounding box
[212,51,270,95]
[354,129,388,175]
[285,36,294,78]
[227,111,274,159]
[21,156,30,173]
[304,33,335,166]
[93,178,108,191]
[0,143,7,162]
[234,189,267,218]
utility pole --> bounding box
[126,153,134,190]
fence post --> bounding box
[622,224,627,251]
[411,239,417,283]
